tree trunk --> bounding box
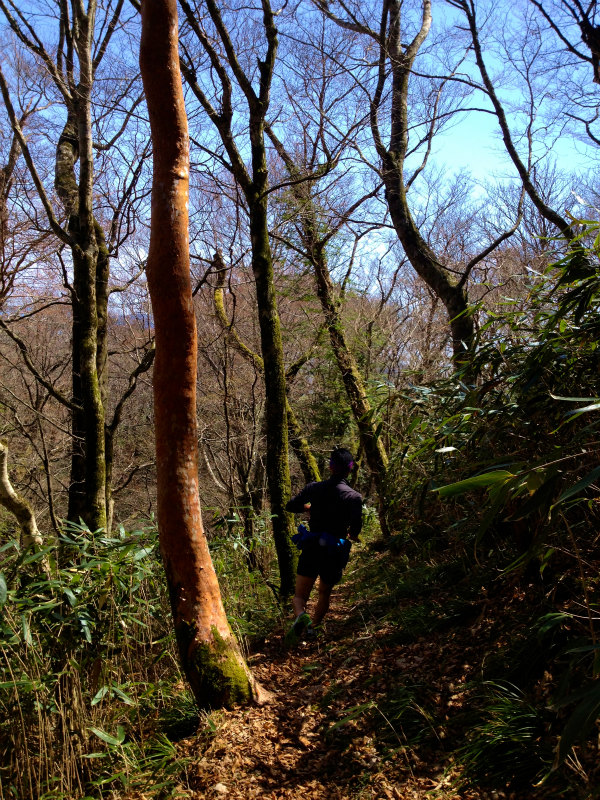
[0,441,42,549]
[0,0,150,538]
[56,94,107,533]
[247,188,297,596]
[380,0,474,363]
[212,255,320,485]
[140,0,256,708]
[382,169,474,360]
[264,129,390,534]
[95,225,112,529]
[310,243,391,536]
[178,0,297,598]
[286,401,321,484]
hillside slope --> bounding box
[169,540,598,800]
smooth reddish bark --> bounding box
[140,0,254,708]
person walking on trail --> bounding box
[284,447,363,646]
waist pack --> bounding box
[292,524,351,564]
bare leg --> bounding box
[293,574,316,617]
[312,579,333,625]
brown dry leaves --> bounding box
[154,557,565,800]
[175,584,467,800]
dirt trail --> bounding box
[169,545,595,800]
[180,574,456,800]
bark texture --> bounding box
[54,32,107,533]
[0,0,152,537]
[178,0,297,598]
[140,0,254,709]
[375,0,474,362]
[310,242,390,534]
[0,441,42,550]
[265,129,390,534]
[0,129,22,303]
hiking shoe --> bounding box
[304,623,323,641]
[284,612,311,647]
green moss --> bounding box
[185,625,252,710]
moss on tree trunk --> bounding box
[57,94,107,533]
[140,0,255,709]
[265,127,390,533]
[213,254,319,486]
[374,0,474,365]
[247,188,296,597]
[383,172,474,361]
[178,0,296,598]
[311,245,391,536]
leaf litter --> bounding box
[126,547,598,799]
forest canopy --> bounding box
[0,0,599,797]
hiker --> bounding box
[285,447,363,644]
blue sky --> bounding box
[431,107,597,203]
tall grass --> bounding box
[0,523,180,798]
[0,516,279,799]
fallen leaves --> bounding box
[131,547,600,800]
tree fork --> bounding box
[265,124,391,533]
[0,441,42,550]
[177,0,296,599]
[247,192,297,597]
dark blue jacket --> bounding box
[286,476,363,540]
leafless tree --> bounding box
[314,0,523,365]
[530,0,600,83]
[0,0,154,532]
[176,0,299,596]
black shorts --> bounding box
[296,538,351,587]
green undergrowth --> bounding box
[333,516,600,797]
[0,517,280,800]
[208,509,283,648]
[0,524,194,799]
[2,226,600,799]
[332,226,600,796]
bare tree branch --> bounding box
[0,318,78,411]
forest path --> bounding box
[180,557,469,800]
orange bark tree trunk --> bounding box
[140,0,253,708]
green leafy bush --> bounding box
[381,220,600,776]
[0,524,188,799]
